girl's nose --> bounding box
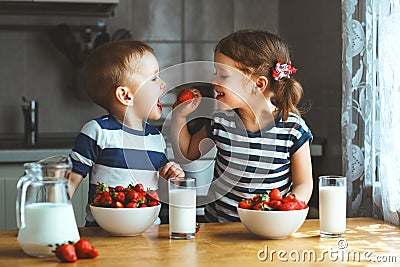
[160,79,166,90]
[211,79,219,87]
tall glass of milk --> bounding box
[168,177,196,239]
[319,175,347,237]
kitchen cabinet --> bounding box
[0,164,89,230]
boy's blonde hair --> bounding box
[83,40,155,110]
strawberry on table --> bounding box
[74,239,99,259]
[54,243,77,263]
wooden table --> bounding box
[0,218,399,266]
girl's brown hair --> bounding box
[83,40,155,110]
[215,29,303,121]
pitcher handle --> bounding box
[16,176,31,229]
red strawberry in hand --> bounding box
[173,88,201,108]
[54,243,77,263]
[74,239,99,259]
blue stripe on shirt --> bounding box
[96,148,167,170]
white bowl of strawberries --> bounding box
[89,183,161,236]
[237,188,309,239]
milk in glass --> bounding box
[319,176,347,237]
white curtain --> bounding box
[342,0,400,225]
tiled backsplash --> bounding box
[0,0,279,134]
[0,0,342,183]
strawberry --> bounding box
[112,191,126,203]
[172,88,201,108]
[126,190,140,203]
[294,198,308,209]
[95,182,109,193]
[74,239,99,259]
[134,183,145,193]
[177,89,195,103]
[147,200,159,207]
[251,195,261,202]
[238,199,253,209]
[252,201,272,211]
[139,203,148,208]
[279,201,302,211]
[91,193,102,206]
[282,194,296,203]
[114,185,125,192]
[269,188,283,201]
[147,189,160,202]
[138,191,147,203]
[112,201,124,208]
[100,192,113,207]
[125,201,139,208]
[54,243,77,263]
[269,199,283,210]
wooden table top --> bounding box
[0,217,399,266]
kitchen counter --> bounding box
[0,133,326,163]
[0,217,399,266]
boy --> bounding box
[68,40,184,226]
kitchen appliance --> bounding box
[16,155,80,257]
[22,97,38,147]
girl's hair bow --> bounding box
[272,59,297,81]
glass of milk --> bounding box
[319,175,347,238]
[168,177,196,239]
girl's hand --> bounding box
[172,88,202,118]
[159,161,185,179]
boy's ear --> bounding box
[256,76,268,93]
[115,86,133,106]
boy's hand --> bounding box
[159,161,185,179]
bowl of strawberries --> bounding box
[237,188,309,239]
[89,183,161,236]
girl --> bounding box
[171,29,313,222]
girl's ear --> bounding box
[256,76,269,93]
[115,86,133,106]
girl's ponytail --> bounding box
[272,77,303,121]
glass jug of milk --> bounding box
[16,155,80,257]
